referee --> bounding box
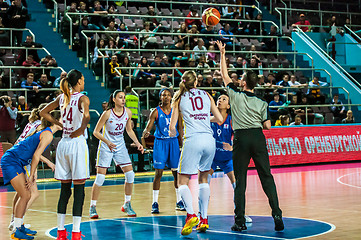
[216,41,284,232]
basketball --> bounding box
[202,7,221,26]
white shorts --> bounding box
[178,133,216,175]
[96,141,132,168]
[55,136,90,181]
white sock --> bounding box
[21,217,24,225]
[232,182,236,189]
[14,217,22,230]
[198,183,210,219]
[125,195,131,203]
[178,185,194,214]
[153,190,159,204]
[57,213,66,231]
[72,216,81,232]
[207,174,212,185]
[175,188,181,202]
[90,200,97,206]
[11,214,14,221]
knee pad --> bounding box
[94,174,106,187]
[124,171,135,184]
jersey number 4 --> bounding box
[189,96,204,111]
[63,107,73,124]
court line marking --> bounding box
[0,205,72,216]
[44,215,336,240]
[337,172,361,189]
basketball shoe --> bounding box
[175,201,186,211]
[196,217,209,232]
[121,202,137,217]
[11,227,34,240]
[181,213,199,236]
[56,229,68,240]
[89,205,99,219]
[151,202,159,214]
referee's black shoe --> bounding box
[231,223,247,232]
[274,215,284,231]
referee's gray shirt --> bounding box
[226,83,269,130]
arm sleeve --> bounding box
[7,107,18,120]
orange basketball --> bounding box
[202,8,221,26]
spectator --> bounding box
[330,94,346,123]
[292,13,311,32]
[275,115,290,126]
[162,55,172,75]
[105,39,118,57]
[342,110,355,124]
[21,55,40,79]
[108,54,121,89]
[0,95,17,144]
[168,39,184,64]
[219,23,234,49]
[124,86,139,127]
[249,13,266,35]
[61,2,79,39]
[120,56,132,86]
[78,17,96,57]
[103,5,117,28]
[234,56,246,76]
[196,55,211,75]
[53,71,67,88]
[118,22,131,48]
[269,93,283,124]
[0,0,10,24]
[36,74,52,106]
[200,25,216,47]
[173,59,184,86]
[187,24,199,48]
[140,22,158,49]
[45,89,61,103]
[144,6,159,28]
[177,22,189,42]
[193,38,207,60]
[40,55,57,67]
[0,16,9,46]
[230,72,239,87]
[93,39,107,75]
[213,70,224,87]
[197,74,204,87]
[155,73,173,90]
[263,25,279,52]
[277,73,291,96]
[78,1,87,14]
[17,95,28,111]
[207,45,217,65]
[37,73,52,88]
[7,0,29,46]
[150,56,166,79]
[289,115,303,126]
[135,56,155,86]
[307,76,328,104]
[185,6,202,29]
[90,1,107,30]
[101,101,108,112]
[104,19,119,44]
[18,35,43,64]
[188,57,196,68]
[248,57,259,75]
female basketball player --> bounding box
[141,88,183,214]
[169,70,223,235]
[1,111,61,240]
[40,69,90,240]
[209,94,252,223]
[89,90,144,219]
[8,104,56,232]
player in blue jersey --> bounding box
[141,88,184,213]
[1,111,61,240]
[209,94,252,223]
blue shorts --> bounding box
[0,152,26,185]
[153,138,180,170]
[211,158,233,174]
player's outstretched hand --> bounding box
[215,40,226,55]
[106,141,117,152]
[169,128,177,138]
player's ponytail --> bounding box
[173,70,197,102]
[107,89,123,110]
[28,108,40,123]
[60,69,83,109]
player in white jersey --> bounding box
[169,71,223,235]
[8,104,56,232]
[40,69,90,240]
[89,90,144,218]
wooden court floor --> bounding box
[0,162,360,240]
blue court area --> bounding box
[47,215,334,240]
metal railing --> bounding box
[326,41,361,56]
[96,48,313,84]
[0,88,60,104]
[344,25,361,42]
[0,46,51,58]
[81,30,292,66]
[66,11,278,46]
[110,66,332,92]
[295,26,361,91]
[50,0,59,32]
[0,28,36,47]
[0,66,65,88]
[275,7,361,31]
[282,0,358,13]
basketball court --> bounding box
[1,162,360,240]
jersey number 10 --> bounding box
[189,96,204,111]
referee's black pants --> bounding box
[233,128,282,225]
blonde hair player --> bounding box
[169,70,223,235]
[40,69,90,240]
[89,90,144,218]
[8,104,56,233]
[1,111,61,240]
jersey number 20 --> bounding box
[189,96,203,111]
